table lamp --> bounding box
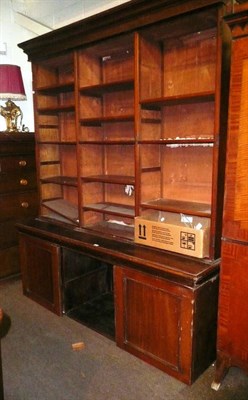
[0,64,27,132]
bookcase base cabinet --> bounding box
[18,220,219,385]
[114,265,219,385]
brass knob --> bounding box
[21,202,29,208]
[19,160,27,167]
[20,179,28,186]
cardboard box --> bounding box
[135,211,210,258]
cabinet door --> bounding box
[19,233,62,315]
[114,265,194,384]
[222,37,248,243]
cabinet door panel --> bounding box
[124,277,181,367]
[114,265,194,383]
[19,234,61,315]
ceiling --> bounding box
[11,0,131,32]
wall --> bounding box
[0,0,36,131]
[0,0,130,132]
[11,0,132,30]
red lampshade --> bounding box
[0,64,26,100]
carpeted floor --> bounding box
[1,278,248,400]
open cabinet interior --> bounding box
[34,53,78,225]
[78,33,135,239]
[137,9,218,225]
[62,248,115,338]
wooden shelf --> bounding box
[141,199,211,217]
[36,81,74,94]
[42,198,78,223]
[141,92,215,109]
[40,160,60,166]
[85,220,134,241]
[38,141,77,145]
[80,79,134,96]
[38,124,59,128]
[82,175,135,185]
[83,202,135,218]
[80,115,134,126]
[41,176,78,186]
[138,138,214,145]
[37,105,75,114]
[79,140,135,145]
[141,166,161,173]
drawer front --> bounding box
[0,140,35,156]
[0,170,37,193]
[0,154,36,172]
[0,191,39,221]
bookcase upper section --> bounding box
[18,0,231,260]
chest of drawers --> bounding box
[0,132,38,279]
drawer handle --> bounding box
[21,202,29,208]
[19,160,27,167]
[20,179,28,186]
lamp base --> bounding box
[0,99,23,132]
